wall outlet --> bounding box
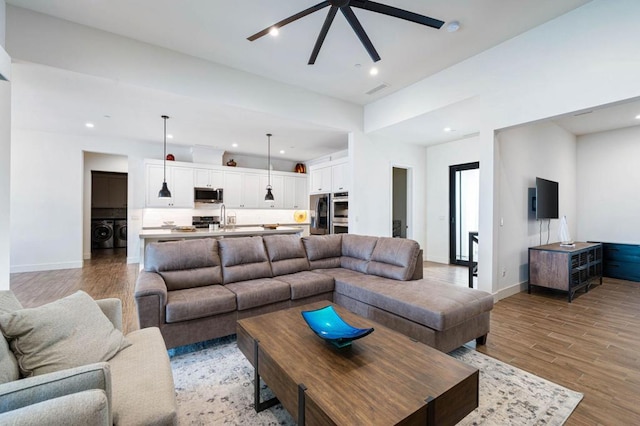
[501,267,506,277]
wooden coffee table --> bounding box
[237,301,478,425]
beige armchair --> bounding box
[0,291,177,425]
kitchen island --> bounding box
[138,226,304,269]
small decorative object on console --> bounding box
[301,305,374,348]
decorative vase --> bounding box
[226,159,237,167]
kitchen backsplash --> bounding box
[142,208,309,228]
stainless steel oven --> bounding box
[332,192,348,234]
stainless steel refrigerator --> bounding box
[310,193,330,235]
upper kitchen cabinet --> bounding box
[194,168,224,189]
[309,159,349,194]
[331,160,349,192]
[284,175,308,209]
[145,162,194,208]
[260,174,284,208]
[310,166,332,194]
[224,170,265,208]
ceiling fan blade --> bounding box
[351,0,444,29]
[340,6,381,63]
[308,6,339,65]
[248,1,330,41]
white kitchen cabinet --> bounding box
[331,161,349,192]
[310,166,332,194]
[145,164,194,208]
[224,170,264,208]
[284,176,308,209]
[194,168,223,189]
[261,174,284,208]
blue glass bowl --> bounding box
[301,305,374,348]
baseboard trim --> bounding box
[11,261,84,273]
[127,256,139,265]
[495,281,527,301]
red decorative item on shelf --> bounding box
[166,154,175,161]
[227,159,237,167]
[295,163,306,173]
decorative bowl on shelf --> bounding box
[301,305,374,348]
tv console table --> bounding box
[528,242,603,302]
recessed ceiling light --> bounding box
[232,143,238,148]
[370,67,379,76]
[279,150,285,154]
[443,127,455,132]
[635,114,640,120]
[167,134,173,139]
[269,26,279,37]
[85,122,94,128]
[446,21,460,32]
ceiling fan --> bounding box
[248,0,445,65]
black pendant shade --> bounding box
[158,115,172,199]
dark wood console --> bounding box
[600,242,640,282]
[528,242,603,302]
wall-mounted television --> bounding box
[534,177,559,219]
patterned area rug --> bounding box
[169,336,582,425]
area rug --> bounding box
[169,336,582,425]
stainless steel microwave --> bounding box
[194,187,223,203]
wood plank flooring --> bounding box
[10,256,640,424]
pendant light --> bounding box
[264,133,274,202]
[158,115,172,198]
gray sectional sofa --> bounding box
[135,234,493,353]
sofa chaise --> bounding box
[135,234,493,353]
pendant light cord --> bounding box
[162,115,168,182]
[267,133,271,187]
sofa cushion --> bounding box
[263,234,310,276]
[218,237,273,284]
[165,285,237,323]
[334,276,494,331]
[275,271,335,300]
[224,278,290,311]
[0,292,22,384]
[302,234,342,269]
[109,327,177,426]
[0,291,131,377]
[341,234,378,273]
[367,237,420,281]
[145,238,223,290]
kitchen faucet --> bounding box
[220,204,226,228]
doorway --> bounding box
[449,162,479,265]
[392,167,408,238]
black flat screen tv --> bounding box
[535,177,559,219]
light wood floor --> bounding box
[10,255,640,424]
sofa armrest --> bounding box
[0,389,110,426]
[96,298,123,331]
[411,249,424,280]
[135,271,168,329]
[0,362,112,424]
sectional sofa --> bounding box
[135,234,494,353]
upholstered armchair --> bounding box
[0,290,177,426]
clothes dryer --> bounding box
[114,219,127,248]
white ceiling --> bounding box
[11,0,634,161]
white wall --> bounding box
[496,121,577,297]
[10,129,196,272]
[350,131,427,248]
[425,136,480,263]
[0,78,9,290]
[577,126,640,243]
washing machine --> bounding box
[114,219,127,248]
[91,219,114,249]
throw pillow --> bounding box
[0,291,131,377]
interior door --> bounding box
[392,167,408,238]
[449,162,479,265]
